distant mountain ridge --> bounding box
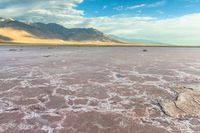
[109,35,167,45]
[0,35,12,41]
[0,17,118,43]
[0,17,159,46]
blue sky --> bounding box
[78,0,200,18]
[0,0,200,45]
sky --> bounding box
[0,0,200,45]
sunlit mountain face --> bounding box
[0,0,200,46]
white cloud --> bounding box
[102,5,108,10]
[147,0,166,8]
[114,0,166,11]
[85,13,200,46]
[126,4,146,10]
[0,0,84,27]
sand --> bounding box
[0,28,159,46]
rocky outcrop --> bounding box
[159,84,200,119]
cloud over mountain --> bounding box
[88,13,200,46]
[0,0,84,27]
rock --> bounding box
[5,107,20,112]
[28,104,46,112]
[143,49,148,52]
[9,49,17,51]
[159,100,185,118]
[159,85,200,119]
[48,47,53,49]
[115,74,125,78]
[43,55,51,58]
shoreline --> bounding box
[0,43,200,48]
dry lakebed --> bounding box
[0,46,200,133]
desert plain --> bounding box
[0,46,200,133]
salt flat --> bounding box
[0,46,200,133]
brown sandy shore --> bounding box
[1,46,200,133]
[0,42,160,47]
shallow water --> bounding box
[0,46,200,133]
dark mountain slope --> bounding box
[0,35,12,41]
[0,17,118,42]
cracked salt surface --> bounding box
[0,46,200,133]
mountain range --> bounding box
[109,35,167,46]
[0,17,122,45]
[0,17,160,46]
